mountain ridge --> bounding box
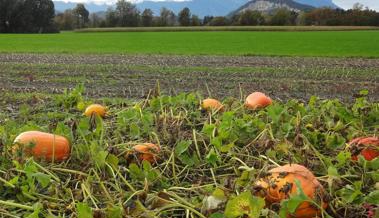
[53,0,339,17]
[230,0,315,15]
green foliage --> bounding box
[76,202,93,218]
[224,191,264,218]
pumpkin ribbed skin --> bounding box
[202,98,224,112]
[349,137,379,161]
[132,143,160,163]
[245,92,272,110]
[13,131,70,162]
[84,104,107,117]
[254,164,327,218]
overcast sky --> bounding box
[58,0,379,11]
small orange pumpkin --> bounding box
[13,131,70,162]
[84,104,107,117]
[245,92,272,110]
[348,137,379,161]
[202,98,224,112]
[254,164,327,218]
[132,143,160,164]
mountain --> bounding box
[53,0,339,16]
[230,0,314,15]
[137,0,248,17]
[295,0,338,8]
[54,1,110,13]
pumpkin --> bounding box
[201,98,224,112]
[131,143,160,164]
[254,164,327,218]
[348,137,379,161]
[245,92,272,109]
[13,131,70,162]
[84,104,107,117]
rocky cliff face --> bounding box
[231,0,314,15]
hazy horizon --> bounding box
[54,0,379,11]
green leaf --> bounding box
[359,90,369,96]
[106,205,123,218]
[210,213,225,218]
[211,137,222,149]
[129,163,143,180]
[220,142,235,153]
[336,151,351,167]
[106,154,119,169]
[365,190,379,204]
[267,104,285,123]
[25,202,42,218]
[224,191,264,218]
[93,151,108,169]
[212,188,226,200]
[32,173,51,189]
[206,148,220,166]
[76,202,93,218]
[175,140,192,156]
[280,180,309,217]
[368,158,379,170]
[327,166,340,179]
[202,123,216,138]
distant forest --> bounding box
[1,0,379,33]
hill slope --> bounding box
[231,0,315,15]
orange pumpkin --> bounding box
[254,164,327,218]
[84,104,107,117]
[132,143,160,164]
[245,92,272,110]
[202,98,224,112]
[13,131,70,162]
[348,137,379,161]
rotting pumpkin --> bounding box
[129,143,160,164]
[245,92,272,110]
[201,98,224,112]
[348,137,379,161]
[84,104,107,117]
[13,131,70,162]
[254,164,328,218]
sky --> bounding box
[58,0,379,11]
[333,0,379,11]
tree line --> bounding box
[1,0,378,33]
[0,0,58,33]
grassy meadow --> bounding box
[0,30,378,57]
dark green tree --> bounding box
[191,15,201,26]
[141,8,153,27]
[73,3,89,29]
[178,7,191,26]
[105,7,118,27]
[239,10,264,25]
[158,7,176,26]
[0,0,57,33]
[208,16,228,26]
[115,0,140,27]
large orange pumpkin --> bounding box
[245,92,272,110]
[348,137,379,161]
[131,143,160,164]
[254,164,327,218]
[13,131,70,162]
[84,104,107,117]
[201,98,224,112]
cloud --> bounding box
[333,0,379,11]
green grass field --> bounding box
[1,30,379,57]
